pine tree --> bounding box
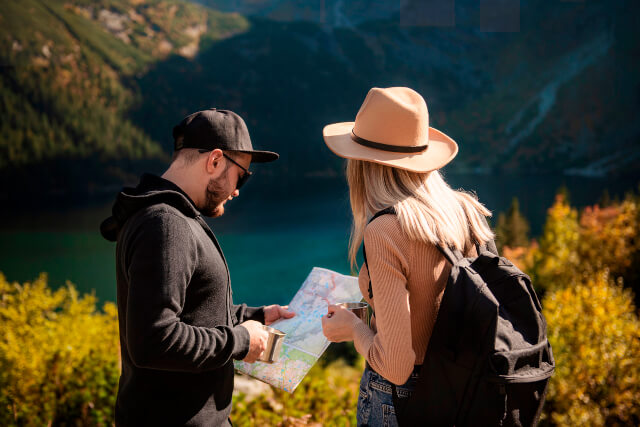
[495,197,530,250]
[599,189,612,207]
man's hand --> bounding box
[239,320,269,363]
[263,305,296,326]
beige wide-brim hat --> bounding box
[323,87,458,172]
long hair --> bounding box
[347,159,494,269]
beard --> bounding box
[201,175,232,217]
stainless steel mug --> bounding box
[258,325,286,364]
[337,302,371,326]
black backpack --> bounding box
[363,208,555,427]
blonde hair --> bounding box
[347,159,494,269]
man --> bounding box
[100,108,294,426]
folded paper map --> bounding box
[234,267,361,392]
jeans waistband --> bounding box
[365,361,422,377]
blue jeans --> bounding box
[357,364,419,427]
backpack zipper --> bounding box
[486,367,554,384]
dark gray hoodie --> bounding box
[101,173,264,426]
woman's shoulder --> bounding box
[364,211,442,256]
[364,212,408,252]
[365,211,402,237]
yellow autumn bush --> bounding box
[233,358,362,426]
[519,190,640,425]
[578,198,640,282]
[529,193,640,296]
[529,194,581,292]
[0,273,361,426]
[542,271,640,426]
[0,273,120,426]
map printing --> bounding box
[234,267,362,392]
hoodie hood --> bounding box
[100,174,200,242]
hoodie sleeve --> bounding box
[124,211,251,372]
[231,304,265,325]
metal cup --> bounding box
[258,325,286,364]
[337,302,371,326]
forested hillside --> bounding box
[0,0,248,198]
[187,0,640,176]
[1,0,638,202]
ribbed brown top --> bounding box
[351,214,451,385]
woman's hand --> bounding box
[321,304,360,342]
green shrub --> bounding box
[542,272,640,426]
[232,357,363,426]
[0,273,120,426]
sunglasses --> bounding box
[222,153,252,190]
[199,149,252,189]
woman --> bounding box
[321,87,494,426]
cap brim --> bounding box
[322,122,458,173]
[232,149,279,163]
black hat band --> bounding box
[351,130,428,153]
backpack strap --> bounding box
[363,207,397,402]
[369,206,397,223]
[362,207,397,299]
[435,245,464,265]
[477,215,499,256]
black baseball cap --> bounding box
[172,108,279,163]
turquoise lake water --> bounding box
[0,174,637,307]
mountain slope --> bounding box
[1,0,638,202]
[0,0,248,196]
[134,0,639,177]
